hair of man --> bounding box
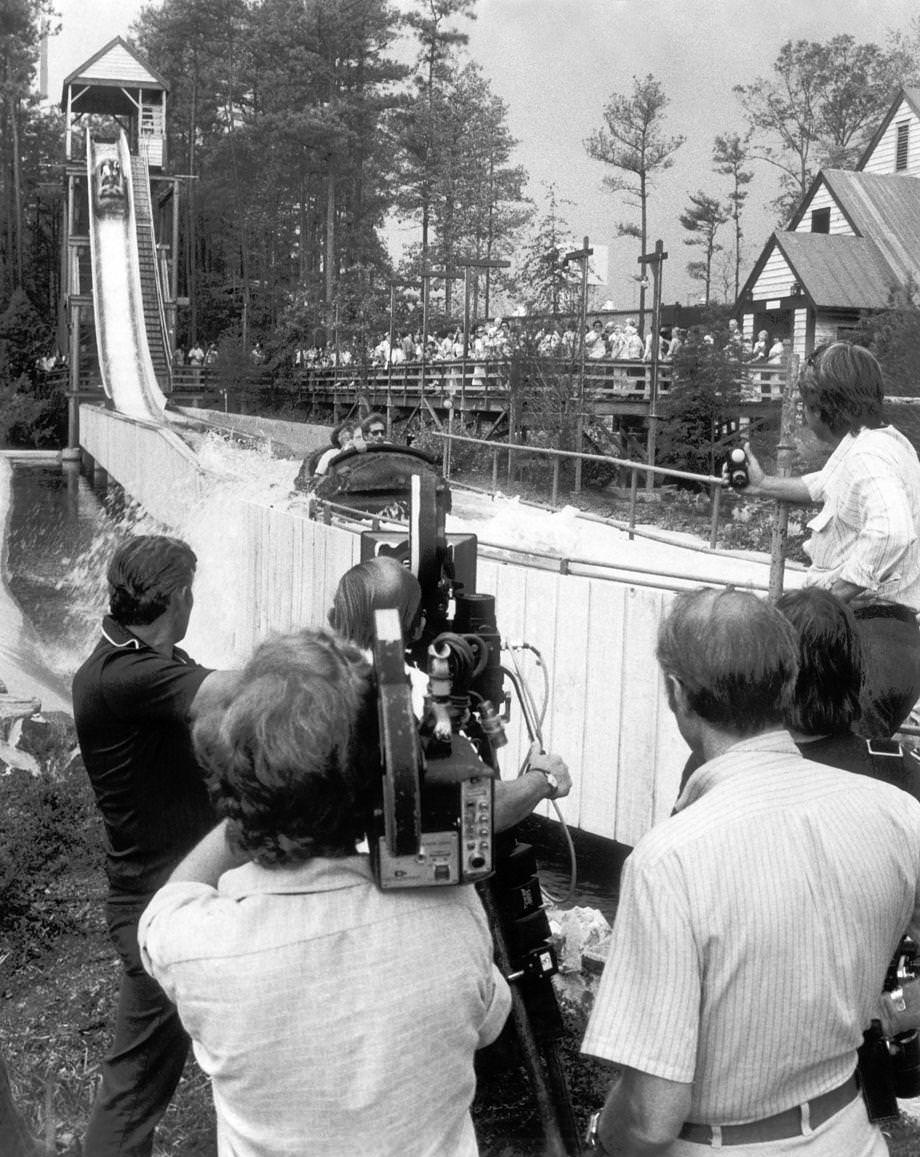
[192,628,374,867]
[107,535,197,626]
[328,556,422,651]
[656,587,799,735]
[331,420,355,449]
[798,342,885,437]
[776,587,863,736]
[361,412,387,436]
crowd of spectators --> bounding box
[168,317,794,377]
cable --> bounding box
[502,645,578,907]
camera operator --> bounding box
[328,556,571,830]
[139,628,511,1156]
[582,588,920,1156]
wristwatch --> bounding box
[529,764,560,800]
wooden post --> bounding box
[638,240,668,492]
[564,238,592,495]
[769,354,800,600]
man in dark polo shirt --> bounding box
[73,534,236,1157]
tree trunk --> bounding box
[11,95,23,288]
[325,171,335,306]
[187,71,199,344]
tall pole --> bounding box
[462,265,472,360]
[638,240,668,492]
[564,237,593,495]
[769,353,800,599]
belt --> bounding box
[678,1074,858,1146]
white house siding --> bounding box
[794,183,853,234]
[752,246,794,300]
[862,98,920,176]
[78,44,160,88]
[792,309,808,360]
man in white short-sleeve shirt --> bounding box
[582,588,920,1156]
[745,342,920,738]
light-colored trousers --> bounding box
[665,1094,888,1155]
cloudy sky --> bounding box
[45,0,920,306]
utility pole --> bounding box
[388,279,421,361]
[637,240,668,492]
[455,257,512,359]
[420,266,462,393]
[564,237,593,494]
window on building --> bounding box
[810,208,830,233]
[897,121,909,171]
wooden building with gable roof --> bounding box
[61,36,168,169]
[738,87,920,357]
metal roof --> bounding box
[773,232,900,310]
[823,169,920,285]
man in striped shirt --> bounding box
[582,588,920,1155]
[744,341,920,738]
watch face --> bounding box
[545,772,558,795]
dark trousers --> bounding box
[854,605,920,739]
[82,893,189,1157]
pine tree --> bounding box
[712,133,752,303]
[584,74,684,333]
[680,192,730,306]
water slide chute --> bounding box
[86,130,168,423]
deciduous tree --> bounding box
[734,35,914,222]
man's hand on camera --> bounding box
[493,749,572,833]
[879,978,920,1038]
[527,748,572,800]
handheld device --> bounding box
[726,447,749,490]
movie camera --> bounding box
[359,468,585,1154]
[858,935,920,1123]
[357,473,505,889]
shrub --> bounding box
[0,738,102,959]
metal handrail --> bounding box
[429,429,727,549]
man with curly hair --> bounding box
[74,534,237,1156]
[745,342,920,738]
[139,627,511,1156]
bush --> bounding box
[0,734,102,959]
[0,373,67,448]
[658,335,745,480]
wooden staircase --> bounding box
[130,155,170,387]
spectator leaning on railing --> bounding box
[744,341,920,739]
